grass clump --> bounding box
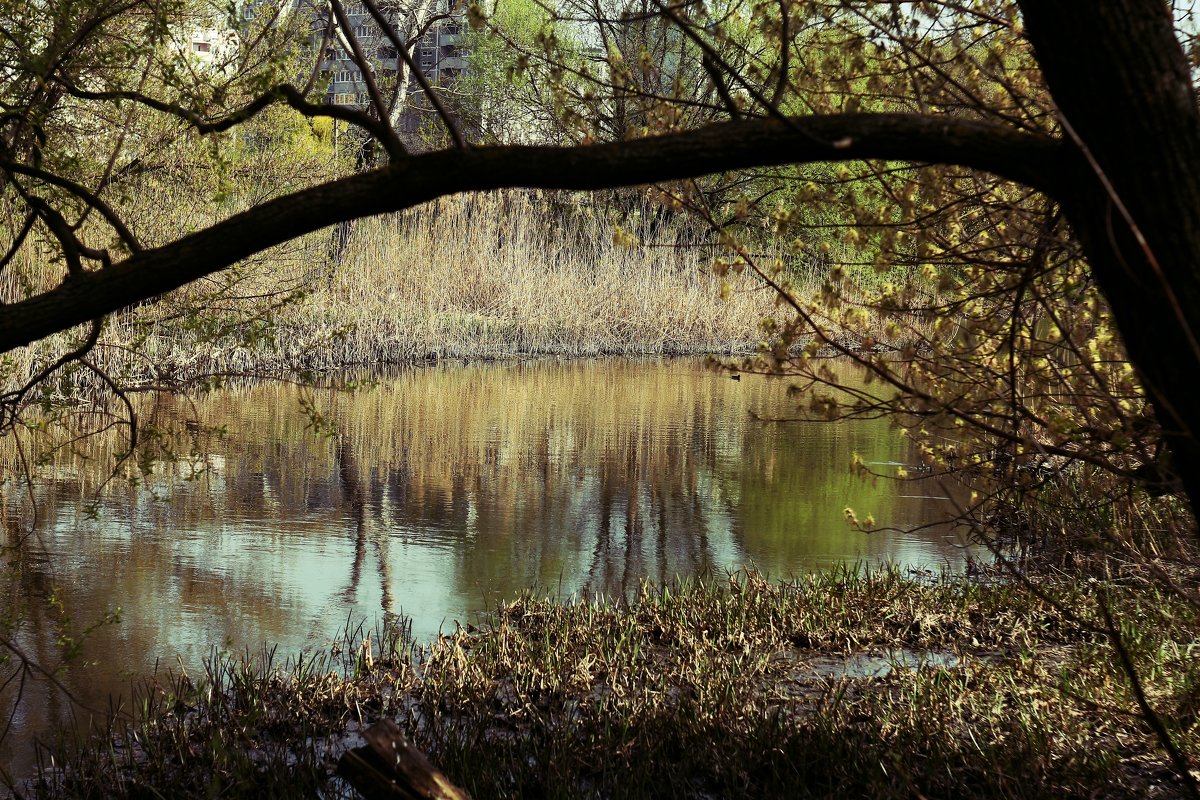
[25,628,415,799]
[26,568,1200,799]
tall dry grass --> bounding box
[0,191,779,391]
[305,192,775,363]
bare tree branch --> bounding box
[361,0,467,149]
[330,0,408,160]
[60,82,399,151]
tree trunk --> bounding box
[1020,0,1200,512]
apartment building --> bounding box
[311,1,467,113]
[228,1,467,125]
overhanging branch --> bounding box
[0,113,1062,354]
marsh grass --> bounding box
[26,621,416,800]
[25,567,1200,799]
[0,192,779,397]
[312,193,778,364]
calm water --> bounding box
[0,357,972,774]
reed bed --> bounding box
[0,192,778,395]
[303,192,776,364]
[25,567,1200,799]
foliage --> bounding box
[457,0,571,142]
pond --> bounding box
[0,357,974,775]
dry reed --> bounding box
[1,191,779,394]
[307,192,775,363]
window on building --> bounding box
[193,41,211,53]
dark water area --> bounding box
[0,357,976,777]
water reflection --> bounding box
[1,357,972,774]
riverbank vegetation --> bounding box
[6,0,1200,797]
[1,190,775,397]
[26,566,1200,799]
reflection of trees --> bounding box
[714,393,967,573]
[2,359,969,614]
[580,449,721,598]
[338,437,393,613]
[304,360,753,601]
[0,521,70,770]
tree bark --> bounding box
[1019,0,1200,508]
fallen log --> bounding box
[337,719,471,800]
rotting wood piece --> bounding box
[337,720,471,800]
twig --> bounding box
[361,0,468,150]
[1097,589,1200,800]
[330,0,408,161]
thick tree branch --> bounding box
[0,113,1061,353]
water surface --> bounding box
[1,357,972,774]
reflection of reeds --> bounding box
[4,360,765,523]
[2,360,931,586]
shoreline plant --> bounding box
[20,566,1200,799]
